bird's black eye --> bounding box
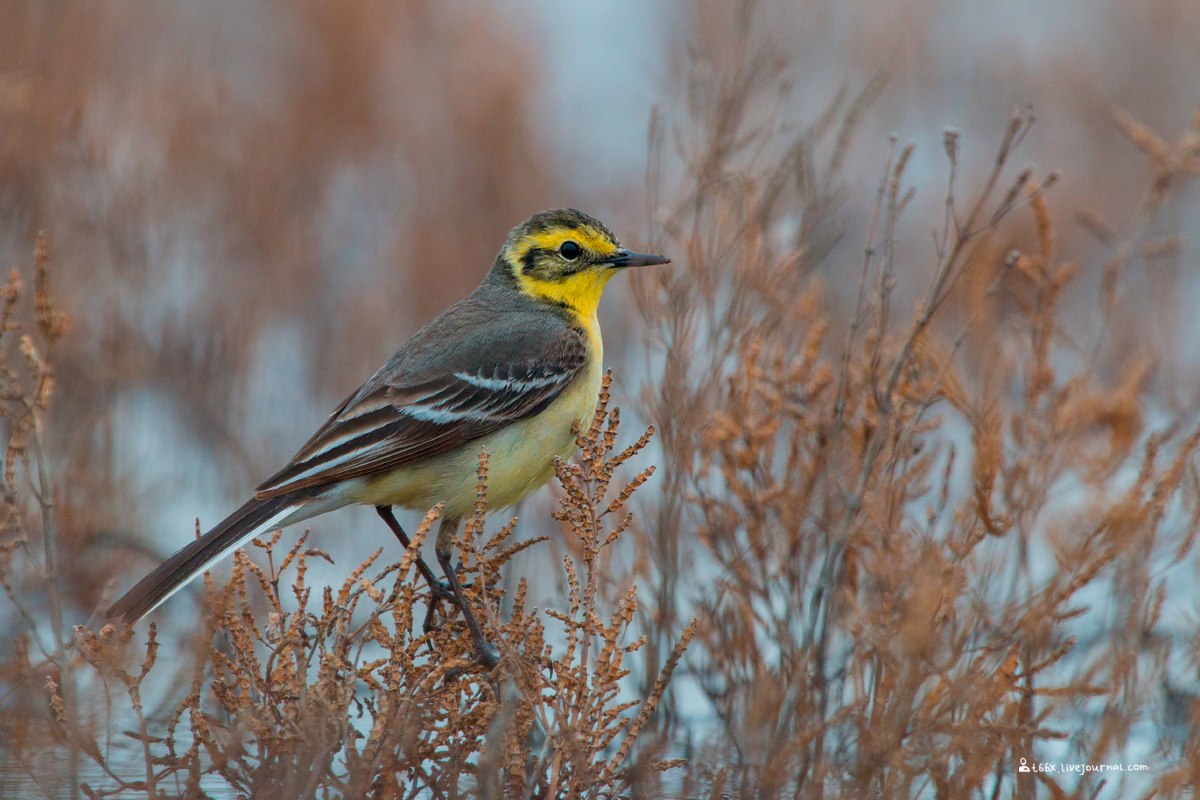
[559,240,582,261]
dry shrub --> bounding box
[0,250,689,799]
[630,10,1200,799]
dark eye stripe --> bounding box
[520,249,540,276]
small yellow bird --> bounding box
[108,209,670,664]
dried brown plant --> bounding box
[627,11,1200,799]
[5,297,687,798]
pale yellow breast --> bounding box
[349,325,602,520]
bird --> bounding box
[106,208,670,666]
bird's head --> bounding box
[493,208,670,319]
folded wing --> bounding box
[255,325,588,499]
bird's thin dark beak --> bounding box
[608,249,671,268]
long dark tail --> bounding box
[107,494,294,624]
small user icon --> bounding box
[1018,758,1031,773]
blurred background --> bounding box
[2,0,1199,796]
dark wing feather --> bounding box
[255,323,588,499]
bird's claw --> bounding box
[475,642,500,669]
[428,578,457,605]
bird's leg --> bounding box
[374,505,454,604]
[436,518,499,668]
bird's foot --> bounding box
[474,641,500,669]
[428,578,458,605]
